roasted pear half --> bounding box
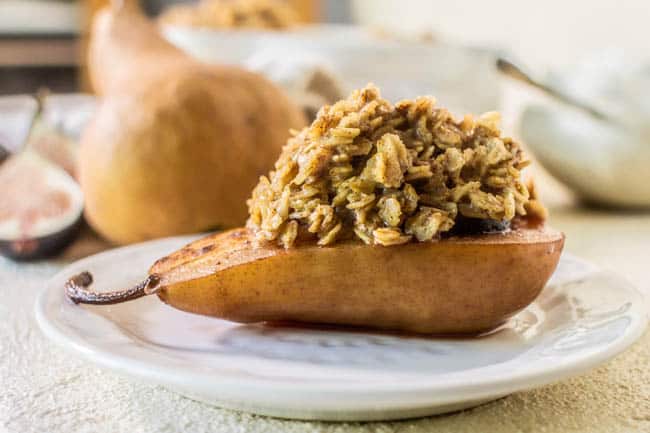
[66,84,564,334]
[66,225,563,334]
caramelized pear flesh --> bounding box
[150,227,563,334]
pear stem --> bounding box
[65,271,160,305]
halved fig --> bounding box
[0,151,84,260]
[67,226,564,334]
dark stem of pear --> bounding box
[65,272,161,305]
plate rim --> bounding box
[35,235,649,408]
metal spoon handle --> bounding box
[496,58,611,122]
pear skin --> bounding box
[150,227,564,334]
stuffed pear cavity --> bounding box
[66,85,564,335]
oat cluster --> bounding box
[160,0,297,30]
[247,84,533,248]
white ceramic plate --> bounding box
[36,236,648,421]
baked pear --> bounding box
[66,84,564,334]
[66,225,563,334]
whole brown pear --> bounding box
[79,0,305,244]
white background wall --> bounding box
[352,0,649,71]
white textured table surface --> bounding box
[2,208,650,433]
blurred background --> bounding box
[3,0,649,94]
[2,0,650,265]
